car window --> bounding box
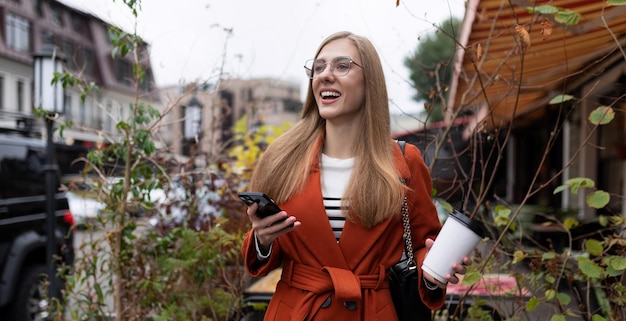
[0,143,47,199]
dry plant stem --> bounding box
[454,25,530,313]
[600,3,626,61]
[112,16,142,321]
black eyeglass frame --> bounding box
[303,56,363,79]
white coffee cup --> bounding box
[422,210,485,284]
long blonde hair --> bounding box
[248,31,404,228]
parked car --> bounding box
[66,190,105,226]
[0,113,75,321]
[64,175,165,227]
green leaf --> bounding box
[542,252,557,260]
[592,314,608,321]
[577,256,603,279]
[550,314,567,321]
[598,215,609,227]
[562,177,595,194]
[605,255,626,271]
[116,121,131,131]
[462,271,481,286]
[555,9,581,25]
[563,217,579,230]
[586,190,610,209]
[557,292,571,305]
[549,94,575,105]
[513,250,527,264]
[545,289,556,300]
[494,205,512,218]
[585,239,604,256]
[526,296,539,311]
[588,106,615,125]
[553,184,568,194]
[607,0,626,6]
[606,265,624,277]
[527,5,559,14]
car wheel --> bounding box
[8,265,53,321]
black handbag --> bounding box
[389,140,432,320]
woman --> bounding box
[242,31,466,320]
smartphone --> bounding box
[238,192,283,219]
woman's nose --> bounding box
[318,65,335,80]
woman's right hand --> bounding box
[247,202,300,252]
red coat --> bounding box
[242,141,444,321]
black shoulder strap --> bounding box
[396,140,407,184]
[397,140,406,156]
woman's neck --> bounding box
[323,122,358,159]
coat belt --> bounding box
[280,260,389,321]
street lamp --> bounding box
[184,96,203,159]
[33,44,65,307]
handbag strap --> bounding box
[397,140,416,269]
[401,195,415,268]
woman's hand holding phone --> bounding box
[239,192,300,250]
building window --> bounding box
[41,29,55,46]
[63,40,75,70]
[105,100,112,132]
[82,48,94,76]
[79,99,86,125]
[90,102,101,128]
[71,13,88,35]
[33,0,43,17]
[115,59,132,85]
[64,94,72,121]
[6,13,31,52]
[17,80,24,112]
[49,4,64,27]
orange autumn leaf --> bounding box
[515,25,531,48]
[541,18,553,40]
[429,87,436,99]
[476,43,483,60]
[396,0,400,7]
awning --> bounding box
[449,0,626,129]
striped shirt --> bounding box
[320,154,354,242]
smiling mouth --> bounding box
[320,91,341,100]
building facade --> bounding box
[0,0,158,147]
[159,78,302,164]
[1,0,302,163]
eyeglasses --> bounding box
[304,56,362,79]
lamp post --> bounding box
[33,44,65,307]
[184,96,203,160]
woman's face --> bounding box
[312,38,365,123]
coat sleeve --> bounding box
[242,230,284,277]
[403,143,447,309]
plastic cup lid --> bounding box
[448,210,487,238]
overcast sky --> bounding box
[59,0,465,115]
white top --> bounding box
[320,153,354,241]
